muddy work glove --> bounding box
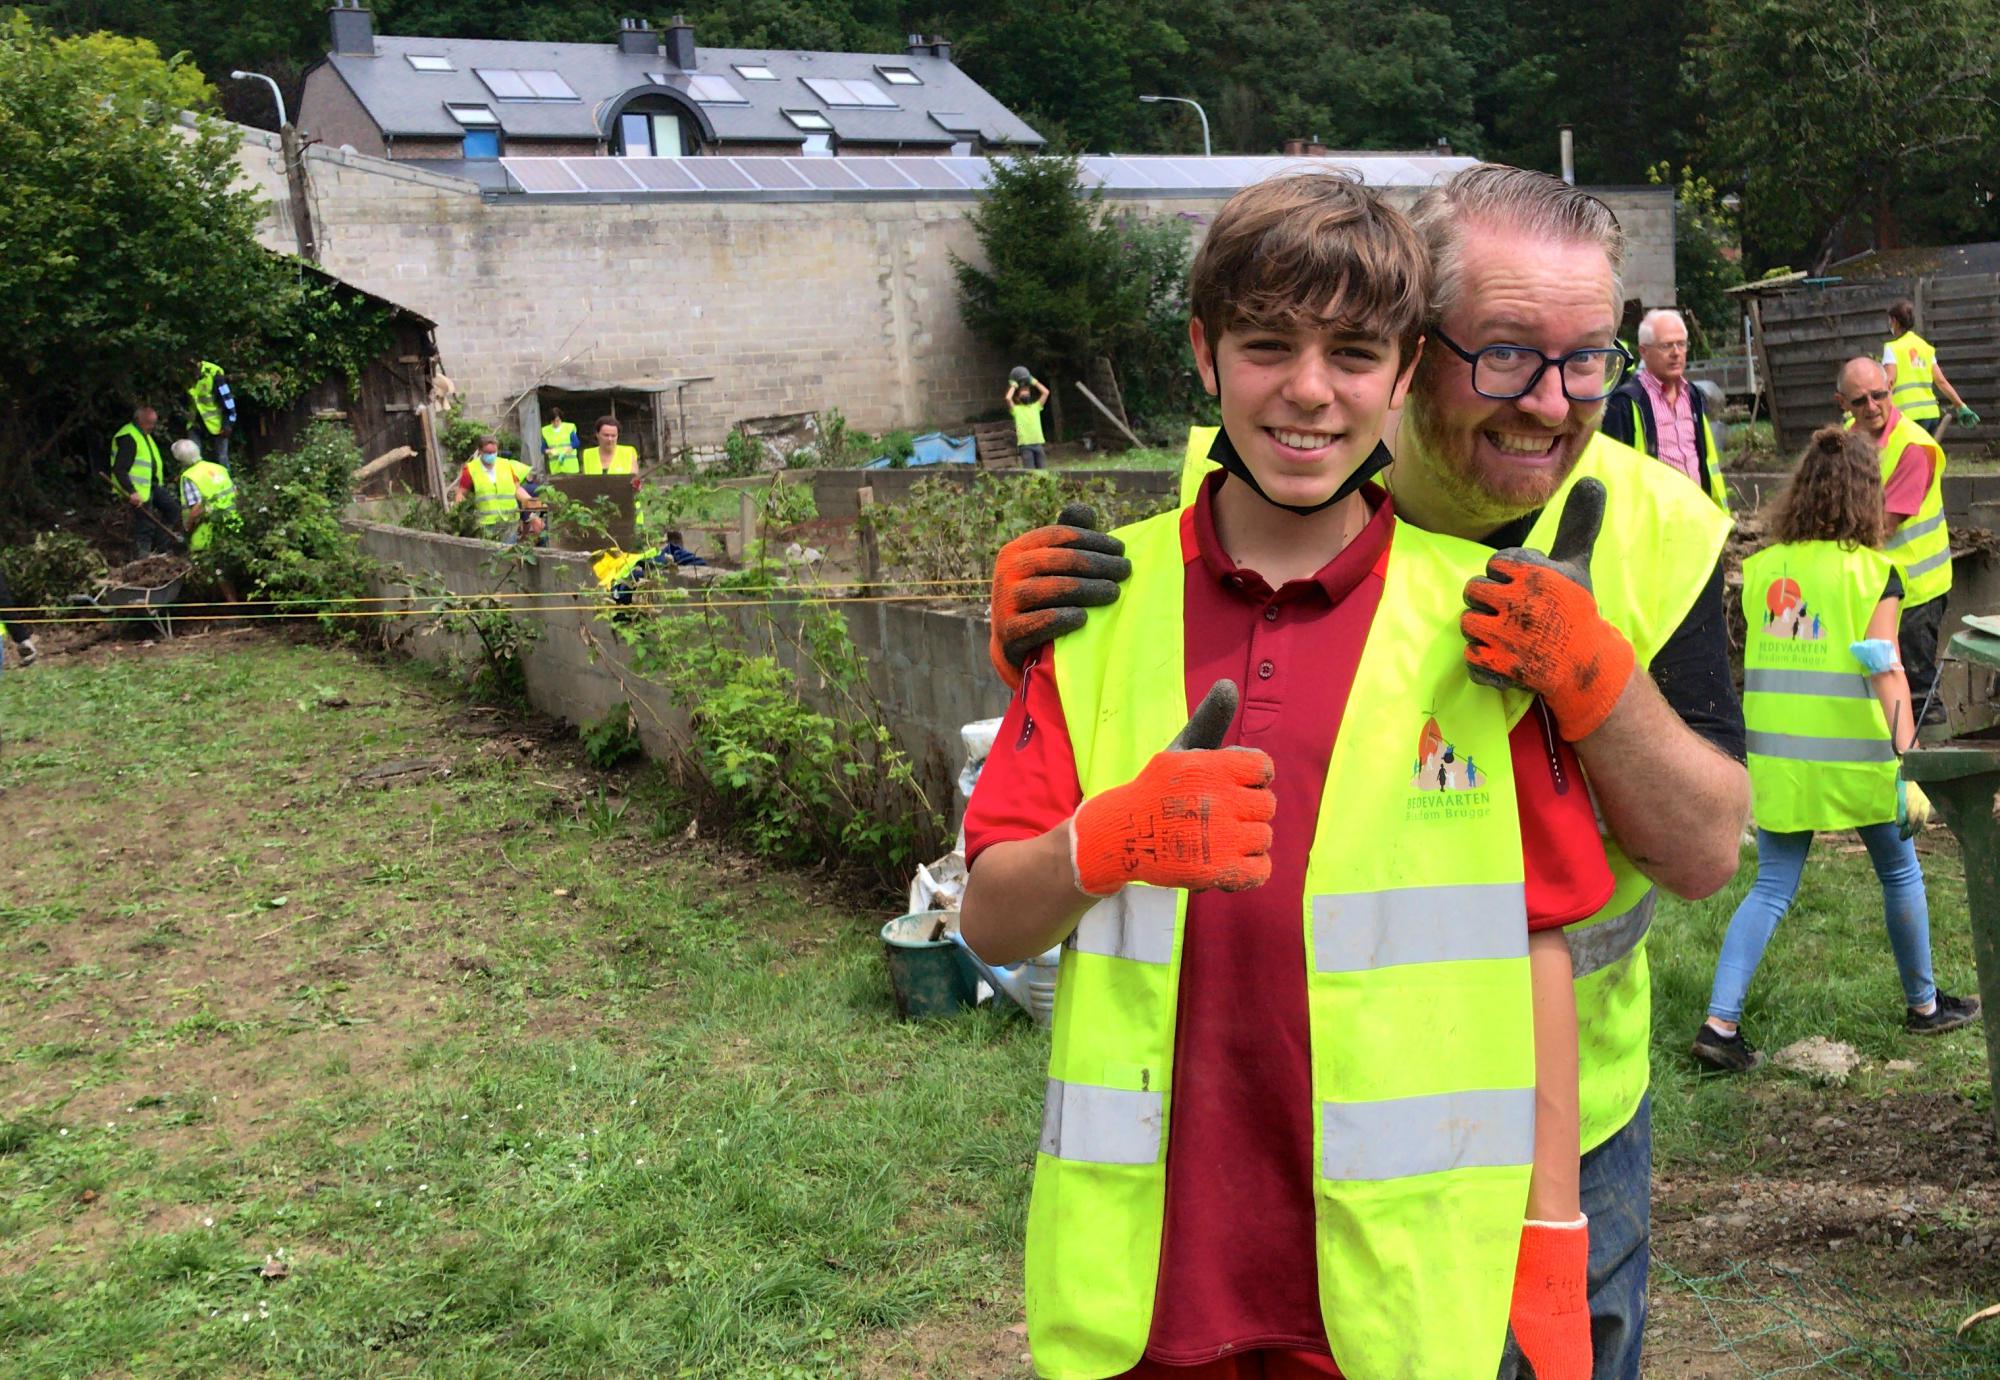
[1897,775,1933,841]
[989,503,1131,690]
[1956,404,1980,429]
[1070,680,1275,897]
[1509,1217,1592,1380]
[1462,478,1635,743]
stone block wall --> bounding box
[348,518,1011,826]
[232,127,1675,454]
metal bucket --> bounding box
[880,911,976,1020]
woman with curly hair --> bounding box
[1693,426,1980,1072]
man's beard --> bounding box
[1400,385,1583,536]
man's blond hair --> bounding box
[1408,164,1626,324]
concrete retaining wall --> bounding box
[349,519,1009,826]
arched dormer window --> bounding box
[612,94,702,158]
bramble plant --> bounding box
[581,702,644,768]
[0,532,106,611]
[204,422,379,624]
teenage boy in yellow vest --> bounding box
[986,166,1752,1380]
[1837,357,1952,725]
[1883,299,1976,438]
[961,174,1611,1380]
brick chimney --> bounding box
[905,33,953,62]
[664,15,697,69]
[328,0,374,57]
[617,17,655,56]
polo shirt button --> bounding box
[1258,660,1274,680]
[1263,606,1279,622]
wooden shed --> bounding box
[1740,243,2000,455]
[247,264,444,498]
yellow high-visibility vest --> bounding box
[1030,505,1534,1380]
[1886,331,1940,423]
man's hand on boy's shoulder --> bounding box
[1070,680,1276,896]
[1461,478,1636,743]
[989,504,1131,689]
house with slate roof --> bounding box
[298,3,1044,169]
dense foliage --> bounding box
[203,422,378,615]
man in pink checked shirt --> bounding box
[1601,309,1727,508]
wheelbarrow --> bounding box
[68,573,185,640]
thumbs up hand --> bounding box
[1069,680,1276,897]
[1461,478,1635,743]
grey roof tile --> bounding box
[320,34,1043,149]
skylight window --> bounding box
[784,109,832,131]
[474,68,577,101]
[446,103,499,127]
[931,111,979,134]
[876,66,921,85]
[734,64,777,80]
[802,77,896,108]
[407,55,454,73]
[685,74,747,104]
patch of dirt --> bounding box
[858,1306,1033,1380]
[104,554,191,588]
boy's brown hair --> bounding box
[1188,172,1429,362]
[1770,425,1888,549]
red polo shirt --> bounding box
[964,477,1613,1372]
[1876,404,1936,521]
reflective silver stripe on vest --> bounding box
[1567,889,1656,978]
[1746,730,1897,764]
[1071,886,1176,966]
[1743,669,1872,698]
[1885,511,1945,551]
[1040,1078,1163,1166]
[1321,1086,1534,1181]
[1906,548,1951,580]
[1311,883,1526,974]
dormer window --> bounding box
[876,66,921,85]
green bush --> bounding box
[396,495,487,538]
[205,422,377,619]
[580,703,644,768]
[0,531,106,610]
[869,471,1168,604]
[439,404,518,471]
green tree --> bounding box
[952,153,1178,437]
[1649,165,1743,356]
[1708,0,2000,271]
[0,15,274,484]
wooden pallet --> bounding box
[973,421,1019,468]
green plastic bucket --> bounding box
[881,911,976,1020]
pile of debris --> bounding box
[105,554,190,589]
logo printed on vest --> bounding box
[1760,574,1827,644]
[1406,712,1493,820]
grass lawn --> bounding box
[1050,446,1180,473]
[3,631,1997,1376]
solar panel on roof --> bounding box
[843,158,917,190]
[625,158,701,192]
[1127,159,1200,189]
[520,70,576,100]
[1097,159,1160,189]
[938,157,994,188]
[502,159,583,192]
[687,74,746,104]
[476,69,533,100]
[889,157,963,190]
[567,159,642,192]
[737,158,812,190]
[683,159,756,191]
[792,158,864,189]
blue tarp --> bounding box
[861,430,977,469]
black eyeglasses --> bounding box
[1434,331,1633,403]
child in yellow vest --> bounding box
[1693,427,1980,1072]
[960,174,1604,1380]
[1007,366,1051,469]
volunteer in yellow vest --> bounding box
[1837,356,1952,726]
[173,439,237,553]
[452,435,542,543]
[1693,425,1980,1073]
[1599,308,1728,507]
[111,404,178,558]
[964,172,1601,1380]
[986,166,1751,1380]
[186,359,237,466]
[1883,299,1977,438]
[541,408,581,474]
[1006,366,1051,469]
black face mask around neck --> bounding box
[1204,375,1392,515]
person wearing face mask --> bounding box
[452,435,542,543]
[961,172,1612,1380]
[984,166,1751,1380]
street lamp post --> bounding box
[229,70,316,262]
[1138,95,1211,158]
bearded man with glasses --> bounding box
[1597,308,1728,506]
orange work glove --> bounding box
[989,503,1132,689]
[1070,680,1275,896]
[1462,478,1634,742]
[1510,1216,1592,1380]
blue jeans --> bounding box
[1497,1095,1651,1380]
[1706,824,1935,1023]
